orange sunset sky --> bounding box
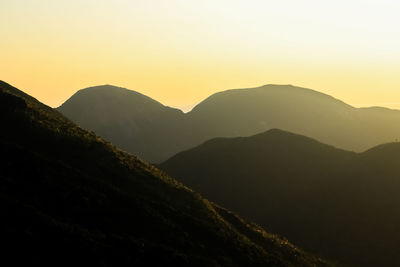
[1,0,400,110]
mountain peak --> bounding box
[58,84,176,111]
[56,84,185,162]
[77,84,129,92]
[71,84,149,101]
[189,84,353,114]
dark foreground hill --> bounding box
[0,80,330,266]
[160,129,400,267]
[58,84,400,162]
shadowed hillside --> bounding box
[0,80,331,266]
[160,129,400,266]
[58,84,400,162]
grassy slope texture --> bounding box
[0,80,330,267]
[160,129,400,267]
[58,84,400,163]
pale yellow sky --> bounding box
[1,0,400,110]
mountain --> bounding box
[0,80,330,266]
[58,84,400,163]
[57,85,187,163]
[185,85,400,153]
[160,129,400,266]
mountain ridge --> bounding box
[159,128,400,266]
[190,84,353,113]
[59,84,184,112]
[56,83,400,162]
[57,84,186,162]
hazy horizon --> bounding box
[2,0,399,109]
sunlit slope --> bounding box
[58,84,400,163]
[160,129,400,266]
[0,81,330,266]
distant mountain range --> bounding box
[160,129,400,266]
[0,80,330,266]
[58,84,400,162]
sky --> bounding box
[1,0,400,110]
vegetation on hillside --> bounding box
[0,80,330,266]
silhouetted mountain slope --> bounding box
[58,84,400,163]
[160,129,400,267]
[0,80,329,266]
[58,85,186,162]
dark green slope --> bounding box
[0,80,329,266]
[57,85,187,163]
[160,129,400,266]
[57,84,400,163]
